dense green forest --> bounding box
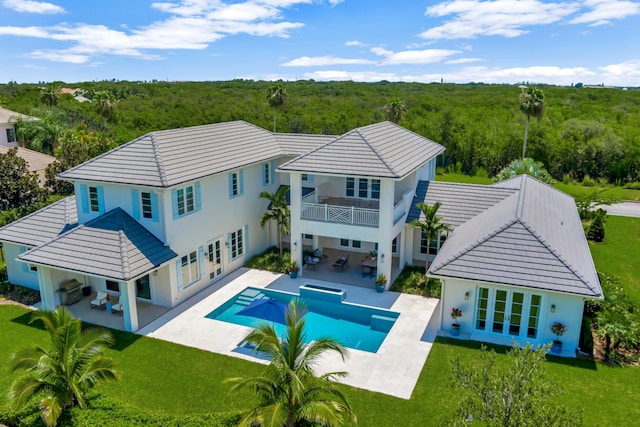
[1,80,639,183]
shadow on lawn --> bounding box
[11,312,141,352]
[436,336,598,371]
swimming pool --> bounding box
[205,287,399,353]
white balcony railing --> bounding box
[393,200,406,224]
[301,202,379,227]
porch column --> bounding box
[37,267,57,310]
[290,172,304,277]
[405,226,415,266]
[120,280,139,332]
[377,179,394,289]
[399,227,406,267]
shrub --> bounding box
[244,246,290,273]
[623,181,640,190]
[435,166,445,176]
[390,265,441,297]
[579,316,594,355]
[474,166,489,178]
[562,173,571,184]
[587,214,605,242]
[582,175,596,187]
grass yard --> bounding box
[437,172,640,201]
[1,304,640,426]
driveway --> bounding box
[600,201,640,218]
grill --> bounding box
[58,279,83,306]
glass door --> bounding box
[476,288,542,339]
[207,239,223,280]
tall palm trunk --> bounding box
[273,108,277,132]
[425,237,431,272]
[522,115,530,159]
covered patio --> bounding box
[298,247,401,288]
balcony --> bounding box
[301,195,379,227]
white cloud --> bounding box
[0,0,312,63]
[421,0,579,39]
[599,60,640,85]
[282,55,376,66]
[303,70,409,82]
[570,0,640,25]
[3,0,64,14]
[345,40,363,46]
[371,46,460,64]
[445,57,483,64]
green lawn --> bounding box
[2,304,640,426]
[437,172,640,201]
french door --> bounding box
[207,239,224,280]
[475,287,542,339]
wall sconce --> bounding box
[225,241,229,248]
[464,291,470,301]
[152,269,158,276]
[293,241,298,248]
[380,253,385,263]
[550,304,556,313]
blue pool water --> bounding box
[205,287,399,353]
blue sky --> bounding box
[1,0,638,86]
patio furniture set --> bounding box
[90,291,123,314]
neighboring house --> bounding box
[0,106,39,147]
[0,145,55,186]
[0,120,602,358]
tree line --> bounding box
[1,80,639,184]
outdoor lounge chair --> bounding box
[90,291,108,309]
[332,255,349,271]
[306,255,319,270]
[111,297,123,314]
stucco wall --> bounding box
[441,277,585,357]
[4,243,39,290]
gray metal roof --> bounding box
[407,180,518,227]
[59,121,282,188]
[274,133,335,156]
[428,175,602,298]
[279,122,445,179]
[19,208,177,281]
[0,196,78,247]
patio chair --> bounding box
[306,255,319,270]
[111,297,123,314]
[90,291,109,310]
[313,249,328,263]
[332,255,349,271]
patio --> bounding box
[299,247,401,288]
[137,267,441,399]
[64,294,171,331]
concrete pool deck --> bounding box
[137,268,441,399]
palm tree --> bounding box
[226,301,357,427]
[260,185,291,258]
[496,158,555,184]
[519,86,545,159]
[385,99,406,124]
[40,84,60,108]
[266,83,288,132]
[93,90,117,119]
[411,202,452,272]
[8,306,121,427]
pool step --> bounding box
[236,292,270,306]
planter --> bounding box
[551,340,563,355]
[375,283,385,293]
[450,323,461,337]
[82,286,91,297]
[289,271,298,279]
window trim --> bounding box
[172,183,200,220]
[230,228,244,260]
[180,251,200,288]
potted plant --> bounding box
[375,273,387,293]
[450,307,462,337]
[550,321,566,354]
[287,260,299,279]
[369,250,378,260]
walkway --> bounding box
[137,268,440,399]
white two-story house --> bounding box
[0,120,601,356]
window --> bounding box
[106,280,119,293]
[263,163,271,185]
[371,179,380,199]
[141,192,153,219]
[475,287,489,330]
[352,240,361,248]
[229,171,244,198]
[176,186,194,216]
[340,239,349,247]
[6,128,16,143]
[301,174,308,181]
[181,251,199,286]
[89,186,100,212]
[303,234,313,240]
[230,228,244,259]
[30,265,38,272]
[340,239,361,248]
[392,237,397,253]
[346,178,355,197]
[527,295,541,339]
[358,179,368,198]
[136,275,151,299]
[420,231,447,255]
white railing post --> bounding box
[351,206,355,224]
[324,204,328,221]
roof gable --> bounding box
[279,122,444,178]
[19,208,177,281]
[429,176,602,298]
